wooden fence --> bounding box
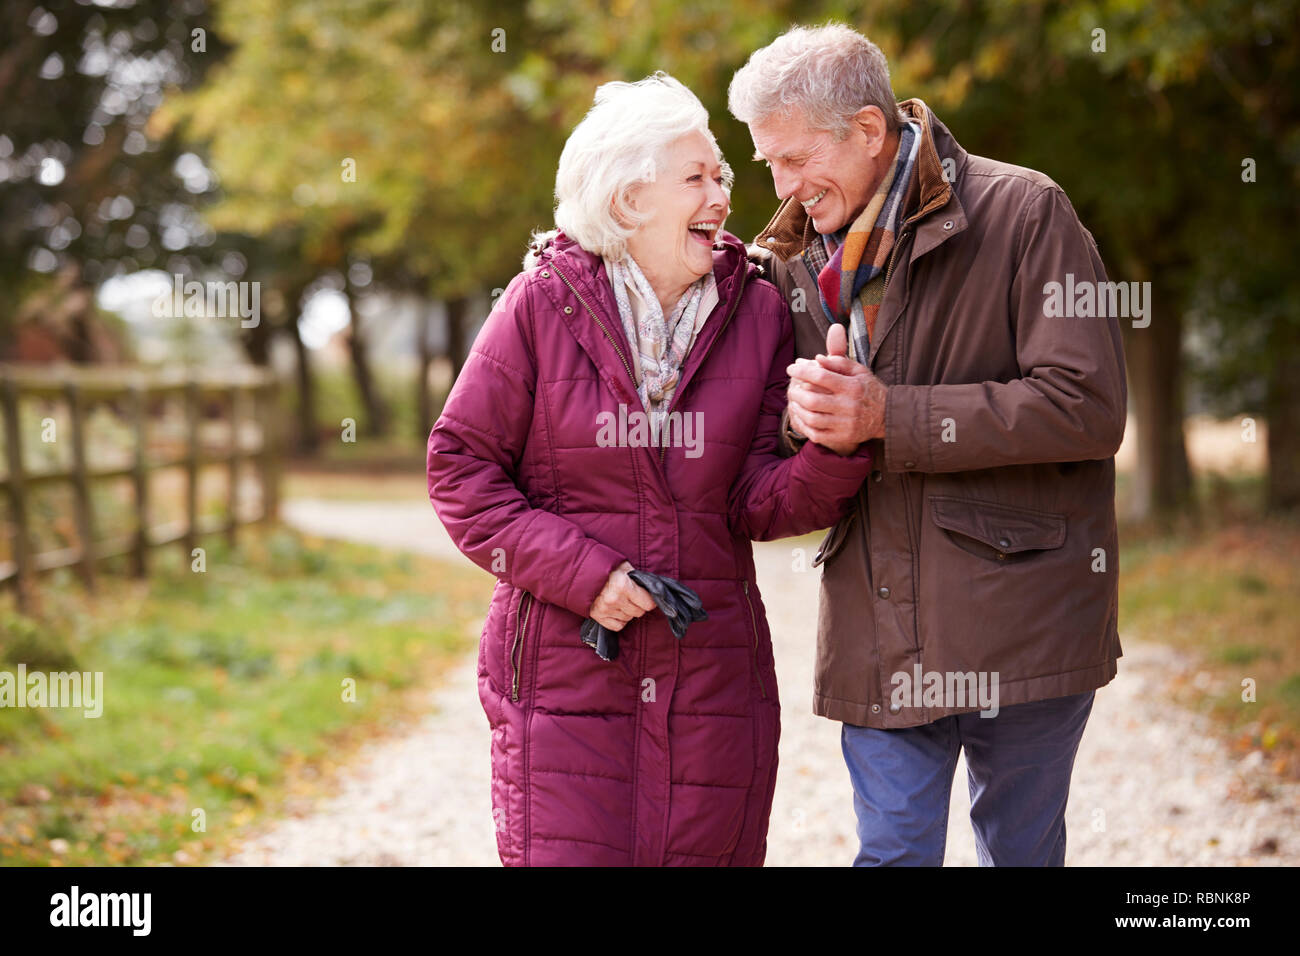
[0,365,283,613]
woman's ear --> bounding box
[612,185,641,228]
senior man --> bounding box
[728,24,1128,866]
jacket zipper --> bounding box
[883,217,923,653]
[741,580,767,699]
[550,263,636,386]
[882,223,913,295]
[658,267,749,465]
[510,592,533,702]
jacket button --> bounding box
[877,586,890,599]
[943,220,954,230]
[871,704,881,714]
[872,470,883,482]
[563,306,573,314]
[541,270,550,277]
[998,537,1011,549]
[996,552,1008,561]
[903,460,916,469]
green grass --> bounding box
[1119,513,1300,778]
[0,524,492,866]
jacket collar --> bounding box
[754,98,966,261]
[532,230,752,413]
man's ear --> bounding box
[852,106,889,157]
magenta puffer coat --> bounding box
[427,231,872,866]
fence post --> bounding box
[184,379,199,562]
[64,381,97,592]
[2,377,33,613]
[130,381,149,578]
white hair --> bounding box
[727,23,905,140]
[532,72,734,264]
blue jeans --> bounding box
[840,690,1095,866]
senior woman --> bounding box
[427,73,873,867]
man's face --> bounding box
[749,109,887,235]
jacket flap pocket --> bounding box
[930,496,1066,553]
[813,508,857,567]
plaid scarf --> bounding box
[807,120,920,362]
[609,255,713,418]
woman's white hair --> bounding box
[727,23,905,140]
[530,72,733,265]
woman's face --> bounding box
[624,131,730,293]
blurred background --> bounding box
[0,0,1296,866]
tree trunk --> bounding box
[63,262,96,364]
[446,297,469,382]
[285,281,319,455]
[417,303,434,440]
[1266,321,1300,512]
[1125,308,1192,523]
[342,287,390,438]
[242,306,272,366]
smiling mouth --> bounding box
[800,188,827,212]
[687,219,720,245]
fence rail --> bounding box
[0,364,283,613]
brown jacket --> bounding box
[757,99,1127,728]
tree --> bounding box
[0,0,227,358]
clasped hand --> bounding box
[588,561,656,630]
[786,323,887,455]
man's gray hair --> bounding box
[727,23,905,139]
[536,72,733,264]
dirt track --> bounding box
[221,498,1297,866]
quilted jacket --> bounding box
[427,230,873,865]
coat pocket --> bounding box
[929,495,1066,563]
[812,503,859,568]
[510,591,534,702]
[740,580,768,700]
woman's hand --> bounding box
[589,561,657,630]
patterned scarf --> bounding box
[609,254,713,419]
[808,120,920,362]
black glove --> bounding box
[579,616,621,662]
[627,570,708,639]
[579,570,708,662]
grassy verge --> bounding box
[0,524,492,866]
[1120,512,1300,779]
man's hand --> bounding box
[787,323,887,454]
[588,561,657,631]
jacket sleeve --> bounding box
[427,273,626,617]
[729,289,874,541]
[764,253,810,460]
[882,185,1128,473]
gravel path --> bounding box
[222,499,1299,866]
